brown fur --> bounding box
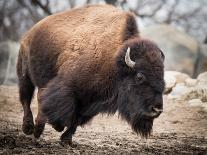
[19,4,138,87]
[17,4,164,144]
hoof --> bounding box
[60,139,72,146]
[22,120,34,135]
[60,139,78,147]
[33,124,45,138]
[60,135,75,147]
[52,124,65,132]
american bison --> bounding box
[17,4,165,145]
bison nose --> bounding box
[149,105,163,118]
[151,107,163,114]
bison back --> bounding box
[20,4,138,87]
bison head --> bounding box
[116,38,165,138]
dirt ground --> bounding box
[0,85,207,155]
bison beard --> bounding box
[117,88,154,138]
[131,115,153,138]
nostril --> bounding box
[151,106,163,114]
[146,106,163,118]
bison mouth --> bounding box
[131,115,154,138]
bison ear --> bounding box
[125,47,135,68]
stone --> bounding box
[188,99,207,112]
[197,72,207,85]
[185,78,197,87]
[171,83,189,96]
[164,71,190,94]
[202,104,207,112]
[164,72,176,94]
[165,71,190,84]
[188,99,203,107]
[184,87,207,102]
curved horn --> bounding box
[125,47,135,68]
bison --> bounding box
[17,4,165,145]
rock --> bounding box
[165,71,190,84]
[188,99,204,107]
[197,72,207,86]
[171,83,189,96]
[164,71,190,94]
[185,78,197,87]
[141,24,198,76]
[202,104,207,112]
[182,72,207,101]
[184,88,207,102]
[0,41,19,85]
[188,99,207,112]
[164,72,176,94]
[193,44,207,77]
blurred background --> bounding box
[0,0,207,85]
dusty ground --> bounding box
[0,85,207,155]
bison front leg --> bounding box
[34,89,46,138]
[60,122,78,146]
[52,122,65,132]
[38,76,78,145]
[60,115,94,146]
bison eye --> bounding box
[136,72,146,84]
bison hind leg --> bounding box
[19,78,35,135]
[17,70,35,135]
